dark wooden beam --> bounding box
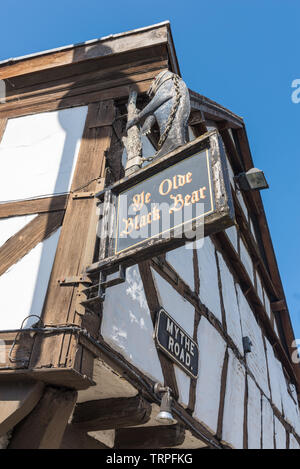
[8,386,77,449]
[115,424,185,449]
[0,381,44,436]
[0,211,64,275]
[0,25,168,80]
[0,194,68,219]
[72,395,151,431]
[271,300,287,313]
[61,424,109,449]
[0,211,64,277]
[139,261,179,399]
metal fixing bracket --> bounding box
[72,192,95,200]
[58,275,92,286]
[97,264,126,300]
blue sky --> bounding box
[0,0,299,338]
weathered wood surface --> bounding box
[0,118,7,143]
[0,380,44,436]
[0,194,68,219]
[0,211,64,277]
[0,81,153,119]
[0,331,35,368]
[0,68,161,117]
[61,425,109,449]
[8,387,77,449]
[5,59,167,104]
[29,101,114,382]
[0,24,168,80]
[115,424,185,449]
[72,395,151,431]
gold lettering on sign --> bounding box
[169,186,207,213]
[121,206,161,236]
[159,172,193,196]
[132,191,151,211]
[159,179,172,196]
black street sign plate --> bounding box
[155,308,199,379]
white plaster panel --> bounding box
[217,253,243,354]
[263,289,271,318]
[265,339,282,412]
[262,396,274,449]
[280,377,300,433]
[250,218,257,243]
[225,224,238,251]
[101,265,164,383]
[290,434,300,449]
[0,215,36,247]
[274,319,280,338]
[237,284,270,398]
[0,106,88,202]
[174,365,190,408]
[193,317,226,434]
[255,271,264,305]
[222,349,245,449]
[240,238,254,283]
[0,228,61,330]
[236,190,248,219]
[188,126,196,141]
[152,269,194,336]
[166,245,194,291]
[197,237,222,322]
[274,417,286,449]
[226,156,235,186]
[247,375,262,449]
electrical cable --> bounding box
[2,315,222,449]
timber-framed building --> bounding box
[0,22,299,449]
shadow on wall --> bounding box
[23,42,156,335]
[27,43,116,329]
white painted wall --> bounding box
[237,284,270,398]
[247,375,262,449]
[152,269,194,336]
[225,224,238,252]
[101,265,164,383]
[262,396,274,449]
[0,106,88,202]
[0,215,36,247]
[239,238,254,283]
[174,365,190,408]
[255,271,264,305]
[236,190,249,220]
[166,245,194,291]
[263,289,271,318]
[265,339,283,412]
[290,434,300,449]
[193,317,226,434]
[274,416,286,449]
[217,253,243,354]
[222,349,245,449]
[197,237,222,322]
[0,228,61,330]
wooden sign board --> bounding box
[155,308,199,379]
[88,130,234,276]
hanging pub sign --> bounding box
[155,308,199,379]
[87,130,234,280]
